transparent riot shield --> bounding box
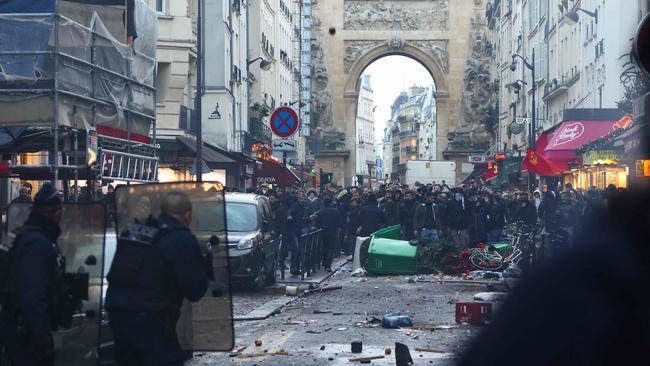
[111,182,234,352]
[6,202,107,366]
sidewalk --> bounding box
[233,256,350,321]
[276,255,350,285]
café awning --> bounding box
[544,120,619,169]
[253,159,300,186]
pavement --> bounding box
[190,262,493,366]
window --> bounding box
[156,0,166,14]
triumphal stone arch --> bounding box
[310,0,496,185]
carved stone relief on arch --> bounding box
[343,39,449,74]
[343,0,449,31]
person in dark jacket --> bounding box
[468,195,488,246]
[345,198,362,255]
[12,186,33,203]
[486,194,506,242]
[269,193,289,269]
[357,194,386,237]
[515,194,538,227]
[383,190,401,226]
[399,190,418,241]
[286,192,307,275]
[446,190,470,249]
[414,191,441,242]
[312,197,340,271]
[105,191,209,366]
[0,183,64,366]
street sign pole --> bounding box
[282,151,287,188]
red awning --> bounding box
[544,120,618,169]
[253,159,300,186]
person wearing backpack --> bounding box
[0,183,65,366]
[105,190,209,366]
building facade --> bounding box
[487,0,647,155]
[150,0,198,182]
[355,74,376,181]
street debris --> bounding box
[395,342,414,366]
[306,330,321,334]
[382,312,413,329]
[304,285,343,295]
[384,347,392,355]
[473,292,508,301]
[455,301,493,325]
[351,341,363,353]
[254,339,263,347]
[228,346,248,357]
[349,355,385,362]
[351,268,367,277]
[412,324,459,331]
[415,347,446,353]
[313,309,333,314]
[320,345,326,351]
[336,327,348,331]
[467,270,503,281]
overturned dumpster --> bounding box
[365,226,418,275]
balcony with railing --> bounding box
[249,118,272,145]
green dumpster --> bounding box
[366,225,417,275]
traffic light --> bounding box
[320,172,333,184]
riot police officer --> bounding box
[105,190,209,366]
[0,182,65,366]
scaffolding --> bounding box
[0,0,158,190]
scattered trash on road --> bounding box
[254,339,263,347]
[467,270,504,280]
[473,292,508,301]
[349,355,385,362]
[455,302,493,325]
[384,347,392,355]
[415,347,446,353]
[336,327,348,331]
[382,312,413,329]
[313,309,333,314]
[395,342,414,366]
[351,341,363,353]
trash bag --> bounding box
[382,312,413,329]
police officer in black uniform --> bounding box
[0,183,65,366]
[105,190,209,366]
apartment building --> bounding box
[355,75,376,183]
[487,0,646,154]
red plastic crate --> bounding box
[455,301,492,324]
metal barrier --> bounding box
[299,229,323,280]
[279,229,323,280]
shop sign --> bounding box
[468,155,489,163]
[583,150,622,165]
[645,160,650,177]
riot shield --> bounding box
[112,182,234,352]
[6,202,107,366]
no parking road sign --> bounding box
[270,106,299,138]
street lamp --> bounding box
[248,57,272,71]
[564,8,598,25]
[510,51,537,191]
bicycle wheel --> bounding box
[469,252,503,271]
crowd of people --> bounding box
[258,180,625,274]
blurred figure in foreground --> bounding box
[458,189,650,366]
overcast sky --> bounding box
[361,55,434,142]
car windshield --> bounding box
[226,202,258,232]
